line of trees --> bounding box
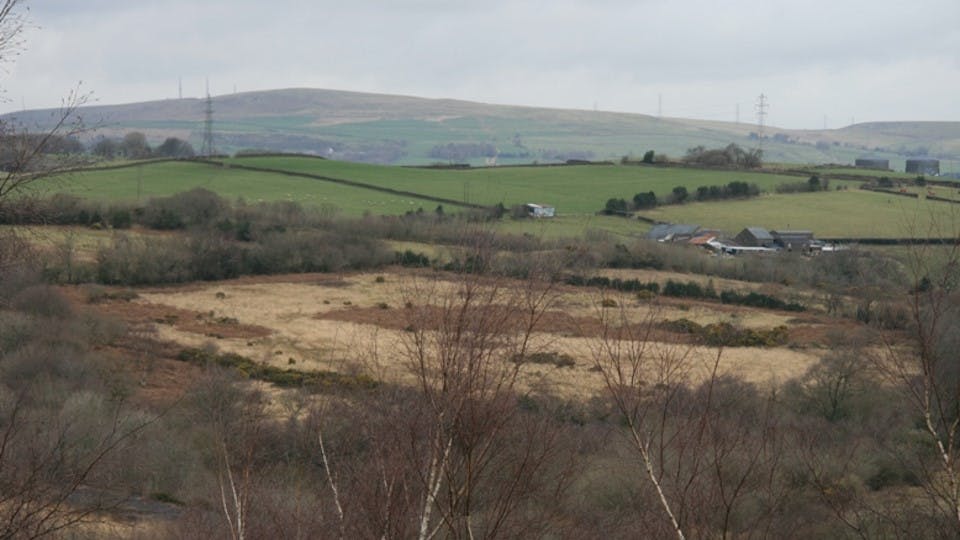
[602,181,760,214]
[683,143,763,169]
[775,175,831,193]
[0,130,196,172]
[91,132,195,159]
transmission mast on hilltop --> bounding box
[201,81,215,157]
[755,93,768,154]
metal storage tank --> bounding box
[905,158,940,175]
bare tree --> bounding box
[0,1,26,68]
[0,388,154,538]
[587,296,693,539]
[587,292,791,539]
[868,212,960,534]
[390,230,568,539]
[189,372,269,540]
[0,0,91,271]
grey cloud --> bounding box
[3,0,958,128]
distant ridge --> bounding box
[4,88,959,167]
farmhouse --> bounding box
[735,227,776,248]
[524,203,555,218]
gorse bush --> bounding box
[395,250,432,267]
[176,348,378,390]
[719,290,805,312]
[660,318,789,347]
[566,275,805,312]
[511,351,577,368]
[701,322,789,347]
[564,274,660,294]
[663,279,718,299]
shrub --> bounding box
[81,284,139,303]
[700,323,789,347]
[142,188,227,230]
[108,208,132,229]
[660,318,702,334]
[866,461,921,491]
[720,290,805,312]
[603,198,629,215]
[0,311,34,354]
[662,279,716,300]
[150,492,185,506]
[11,285,73,319]
[96,235,193,285]
[511,351,576,368]
[636,290,656,301]
[175,347,378,390]
[660,319,788,347]
[632,191,657,209]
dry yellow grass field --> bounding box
[126,269,827,401]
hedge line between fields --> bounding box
[197,159,486,210]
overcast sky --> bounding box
[2,0,958,129]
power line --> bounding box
[755,93,768,153]
[201,79,215,157]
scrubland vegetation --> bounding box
[2,177,960,537]
[4,0,960,534]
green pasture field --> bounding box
[30,160,446,215]
[306,115,728,165]
[904,184,960,202]
[225,156,819,215]
[798,167,916,179]
[33,157,958,239]
[637,189,960,238]
[497,214,650,239]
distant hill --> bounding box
[4,88,959,170]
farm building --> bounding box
[855,157,890,170]
[646,223,700,243]
[524,203,555,218]
[771,230,814,251]
[905,158,940,175]
[688,230,721,246]
[735,227,776,248]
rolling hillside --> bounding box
[5,88,959,171]
[41,155,960,240]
